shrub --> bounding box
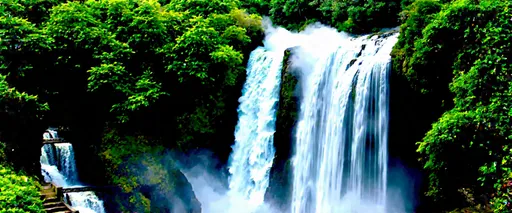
[0,164,44,213]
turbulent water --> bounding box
[41,130,106,213]
[221,21,400,213]
[227,47,283,210]
[290,33,398,213]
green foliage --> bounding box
[391,0,443,93]
[1,0,263,150]
[0,163,44,213]
[0,1,54,88]
[265,49,298,208]
[41,0,172,121]
[160,6,262,149]
[417,110,494,203]
[0,142,6,164]
[0,0,64,24]
[276,49,298,128]
[239,0,269,15]
[1,0,262,211]
[321,0,402,33]
[268,0,323,31]
[268,0,406,34]
[0,75,48,112]
[41,0,263,150]
[0,1,52,165]
[398,0,512,210]
[167,0,239,17]
[0,73,47,175]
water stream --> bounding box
[290,33,398,213]
[227,47,284,211]
[41,129,106,213]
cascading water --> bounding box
[67,192,107,213]
[54,143,78,182]
[41,129,106,213]
[290,32,399,213]
[187,22,401,213]
[227,47,283,211]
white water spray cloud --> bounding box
[183,152,282,213]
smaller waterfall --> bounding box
[227,47,284,211]
[54,143,78,183]
[68,192,107,213]
[43,129,59,139]
[41,164,67,186]
[41,129,106,213]
[41,142,57,166]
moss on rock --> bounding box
[264,47,299,210]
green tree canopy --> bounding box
[268,0,405,33]
[394,0,512,211]
[1,0,263,210]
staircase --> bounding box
[40,183,79,213]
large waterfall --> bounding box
[223,22,399,213]
[290,32,398,213]
[41,129,106,213]
[227,47,283,211]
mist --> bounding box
[180,151,282,213]
[176,143,417,213]
[387,158,422,213]
[105,149,201,213]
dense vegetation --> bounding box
[268,0,410,33]
[1,0,263,210]
[0,165,45,212]
[393,0,512,211]
[1,0,511,212]
[0,143,44,212]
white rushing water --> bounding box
[289,32,398,213]
[222,21,400,213]
[41,129,106,213]
[227,47,284,211]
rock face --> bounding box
[92,146,203,213]
[127,157,203,213]
[264,47,299,211]
[134,168,202,213]
[172,169,202,213]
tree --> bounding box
[395,0,512,211]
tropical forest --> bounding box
[0,0,511,212]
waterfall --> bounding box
[41,164,67,186]
[67,192,107,213]
[54,143,78,183]
[223,23,399,213]
[290,33,398,213]
[227,47,283,211]
[41,130,106,213]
